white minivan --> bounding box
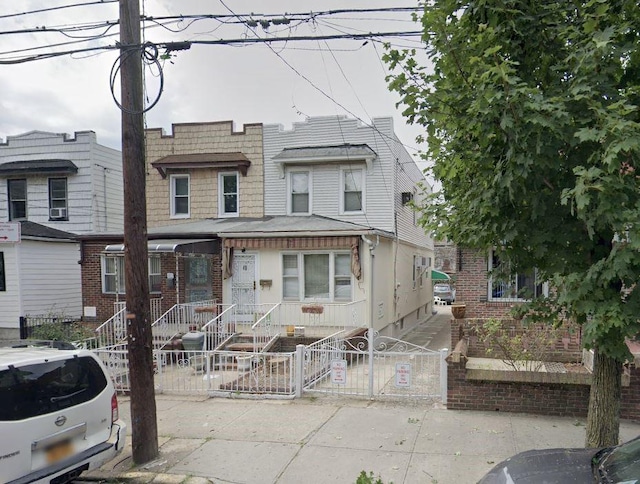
[0,344,127,484]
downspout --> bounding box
[361,234,379,399]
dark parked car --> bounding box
[478,435,640,483]
[433,283,456,304]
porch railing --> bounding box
[248,303,280,352]
[200,304,237,350]
[277,300,367,336]
[114,298,163,322]
[94,307,127,349]
[151,299,217,349]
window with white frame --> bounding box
[282,252,352,301]
[219,172,239,217]
[8,179,27,221]
[48,178,68,220]
[488,250,546,301]
[102,254,162,294]
[341,167,364,213]
[102,255,125,294]
[170,174,190,218]
[288,171,310,214]
[149,256,161,293]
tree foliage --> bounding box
[384,0,640,446]
[385,0,640,361]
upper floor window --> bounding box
[282,251,352,301]
[8,179,27,221]
[288,171,311,215]
[170,174,190,218]
[102,254,162,294]
[341,168,364,213]
[219,172,239,217]
[48,178,68,220]
[488,250,547,301]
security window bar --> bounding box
[219,172,239,217]
[489,250,545,301]
[149,256,161,293]
[8,179,27,221]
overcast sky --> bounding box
[0,1,429,169]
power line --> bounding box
[0,30,422,64]
[0,1,118,21]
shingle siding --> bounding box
[145,121,264,227]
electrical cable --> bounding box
[109,42,164,115]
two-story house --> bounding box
[236,115,434,337]
[0,130,123,338]
[79,121,263,322]
[80,117,433,338]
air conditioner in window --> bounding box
[50,207,67,219]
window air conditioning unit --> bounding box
[401,192,413,205]
[50,207,67,219]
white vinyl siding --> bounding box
[18,241,83,320]
[0,131,123,234]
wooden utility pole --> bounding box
[119,0,158,464]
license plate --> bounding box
[46,440,74,463]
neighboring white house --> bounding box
[0,221,82,339]
[0,130,123,234]
[0,130,122,339]
[219,115,434,337]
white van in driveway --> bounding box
[0,344,127,484]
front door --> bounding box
[231,253,257,322]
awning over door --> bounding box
[104,239,218,254]
[432,269,451,281]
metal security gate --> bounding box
[302,330,447,402]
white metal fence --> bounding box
[302,330,447,401]
[94,332,447,403]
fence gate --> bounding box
[302,330,447,402]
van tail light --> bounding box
[111,392,119,423]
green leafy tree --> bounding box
[384,0,640,447]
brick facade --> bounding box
[145,121,264,227]
[80,239,222,323]
[455,248,518,319]
[447,319,640,420]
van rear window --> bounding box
[0,356,108,421]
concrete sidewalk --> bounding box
[83,394,640,484]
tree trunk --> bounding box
[585,348,622,448]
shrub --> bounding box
[475,318,563,371]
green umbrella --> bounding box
[431,269,450,281]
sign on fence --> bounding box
[0,222,20,243]
[395,362,412,388]
[331,359,347,385]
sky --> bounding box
[0,1,430,170]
